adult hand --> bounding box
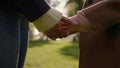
[44,16,81,40]
[43,23,68,40]
[61,16,80,34]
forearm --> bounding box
[13,0,50,21]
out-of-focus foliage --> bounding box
[25,40,78,68]
[46,0,51,3]
[66,0,84,42]
[67,0,84,16]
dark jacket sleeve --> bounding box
[13,0,50,22]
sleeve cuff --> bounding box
[78,10,95,32]
[33,8,63,32]
[77,11,95,32]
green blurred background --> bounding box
[25,0,84,68]
[25,40,78,68]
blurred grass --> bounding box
[24,40,79,68]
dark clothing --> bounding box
[0,0,50,21]
[0,0,50,68]
[0,12,28,68]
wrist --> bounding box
[76,11,95,32]
[33,8,63,32]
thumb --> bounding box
[61,17,77,26]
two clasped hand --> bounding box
[44,11,93,40]
[43,16,80,40]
